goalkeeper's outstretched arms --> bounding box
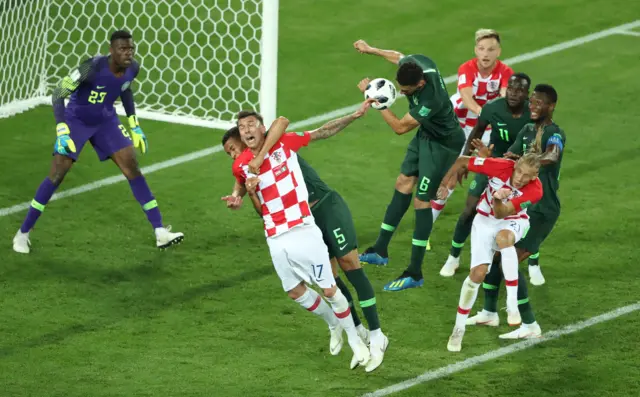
[121,62,148,154]
[51,58,96,156]
[353,40,405,64]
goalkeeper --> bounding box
[12,30,184,254]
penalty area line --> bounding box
[360,301,640,397]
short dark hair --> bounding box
[237,110,264,125]
[110,30,132,44]
[511,72,531,88]
[396,62,424,86]
[534,84,558,104]
[221,126,241,146]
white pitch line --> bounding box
[361,301,640,397]
[1,20,638,218]
[616,30,640,37]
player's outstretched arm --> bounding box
[247,116,289,174]
[378,107,420,135]
[459,87,483,116]
[438,156,472,197]
[309,100,370,141]
[463,119,491,155]
[353,40,405,64]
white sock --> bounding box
[500,246,519,309]
[370,328,384,345]
[431,189,454,222]
[325,288,359,342]
[295,288,338,328]
[455,276,481,329]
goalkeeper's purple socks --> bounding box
[128,175,163,229]
[20,178,58,233]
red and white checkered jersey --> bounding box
[452,59,514,131]
[233,132,312,238]
[467,157,543,220]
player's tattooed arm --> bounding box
[353,40,404,64]
[309,102,369,141]
[52,58,95,123]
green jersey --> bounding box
[508,122,566,214]
[297,155,332,204]
[399,55,464,150]
[479,98,532,157]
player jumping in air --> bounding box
[12,30,183,253]
[221,109,388,372]
[437,152,543,352]
[353,40,465,291]
[431,29,514,225]
[467,84,565,339]
[439,73,532,277]
[228,114,372,369]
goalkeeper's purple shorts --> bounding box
[53,114,133,161]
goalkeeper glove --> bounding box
[54,123,77,156]
[128,115,148,154]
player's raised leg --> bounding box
[109,142,183,249]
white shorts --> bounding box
[266,222,335,292]
[470,215,530,268]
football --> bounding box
[364,78,397,110]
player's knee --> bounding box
[121,162,142,180]
[395,174,415,194]
[337,251,360,271]
[322,285,337,298]
[287,283,307,300]
[413,196,431,209]
[495,230,516,250]
[470,264,488,283]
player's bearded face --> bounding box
[238,116,265,149]
[512,164,539,188]
[474,38,501,70]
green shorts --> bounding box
[468,173,488,197]
[516,209,560,254]
[400,136,461,201]
[311,190,358,259]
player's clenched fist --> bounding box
[353,40,373,54]
[248,157,263,175]
[493,187,512,200]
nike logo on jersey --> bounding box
[97,85,106,89]
[497,122,507,126]
[339,244,348,250]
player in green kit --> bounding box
[467,84,565,339]
[353,40,465,291]
[439,73,532,277]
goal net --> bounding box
[0,0,279,129]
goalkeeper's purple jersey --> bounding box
[53,56,140,125]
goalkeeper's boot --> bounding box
[447,326,465,352]
[528,265,546,286]
[383,271,424,292]
[329,325,344,356]
[439,255,460,277]
[155,225,184,249]
[499,322,542,340]
[12,230,31,254]
[466,310,500,327]
[365,333,389,373]
[359,247,388,266]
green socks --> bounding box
[406,208,433,279]
[345,268,380,331]
[373,190,412,257]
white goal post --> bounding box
[0,0,279,129]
